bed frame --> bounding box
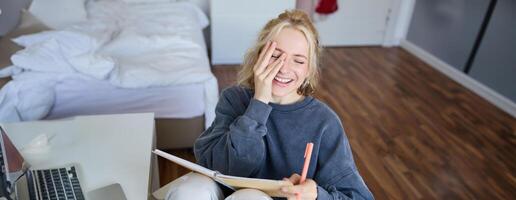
[156,116,204,150]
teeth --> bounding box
[274,77,292,83]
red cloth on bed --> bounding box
[315,0,338,14]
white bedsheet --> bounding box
[45,77,205,119]
[0,1,218,127]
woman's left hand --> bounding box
[279,173,318,200]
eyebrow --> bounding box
[275,47,308,59]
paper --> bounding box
[153,149,215,177]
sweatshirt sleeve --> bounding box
[194,88,272,177]
[314,118,374,200]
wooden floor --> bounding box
[159,47,516,199]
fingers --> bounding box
[281,183,317,200]
[289,173,302,184]
[286,193,300,200]
[257,41,271,61]
[280,177,318,200]
[255,41,277,74]
[281,185,301,200]
[283,173,301,184]
[263,53,286,80]
[281,174,303,196]
[266,56,285,80]
[282,185,305,200]
[282,185,304,195]
[256,53,283,81]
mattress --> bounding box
[45,78,205,119]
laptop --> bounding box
[0,126,85,200]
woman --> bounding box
[166,10,374,200]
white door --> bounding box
[314,0,393,46]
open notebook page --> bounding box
[153,149,292,197]
[153,149,215,178]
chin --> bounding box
[271,89,292,97]
[272,85,298,97]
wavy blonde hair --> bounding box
[237,10,322,96]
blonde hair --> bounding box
[237,10,322,95]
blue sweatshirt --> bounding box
[194,86,374,200]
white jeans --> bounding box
[165,172,273,200]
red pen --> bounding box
[297,142,314,200]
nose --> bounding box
[279,55,292,73]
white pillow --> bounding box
[29,0,88,29]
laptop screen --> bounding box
[0,126,27,196]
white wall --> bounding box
[383,0,415,46]
[393,0,415,45]
[315,0,393,46]
[293,0,416,47]
[210,0,296,64]
[179,0,209,16]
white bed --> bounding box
[44,7,214,121]
[46,77,206,120]
[0,0,218,148]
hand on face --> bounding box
[279,173,318,200]
[253,41,286,104]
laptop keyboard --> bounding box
[30,166,85,200]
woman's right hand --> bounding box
[253,41,286,104]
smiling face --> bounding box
[269,27,310,103]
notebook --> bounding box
[152,149,292,197]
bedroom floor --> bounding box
[158,47,516,199]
